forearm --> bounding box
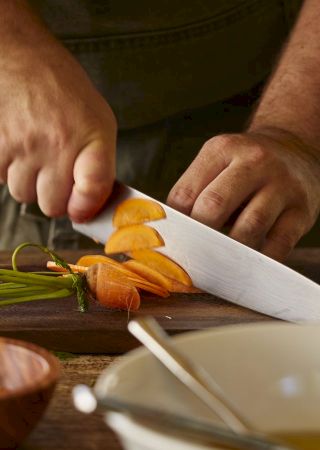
[249,0,320,155]
[0,0,64,59]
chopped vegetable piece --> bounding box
[166,280,203,294]
[86,263,140,311]
[129,249,193,286]
[77,254,125,269]
[123,259,173,290]
[105,225,164,255]
[132,279,169,298]
[123,259,201,293]
[112,198,166,228]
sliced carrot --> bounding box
[133,280,169,298]
[86,263,140,311]
[168,279,204,294]
[123,259,173,290]
[129,249,193,286]
[112,198,166,228]
[76,255,167,290]
[77,254,128,271]
[123,259,201,293]
[47,259,169,298]
[105,225,164,255]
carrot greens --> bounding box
[0,242,89,312]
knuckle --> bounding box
[268,229,299,254]
[246,144,269,166]
[198,190,225,210]
[202,134,237,153]
[213,134,237,148]
[168,185,197,208]
[243,210,268,235]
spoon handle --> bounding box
[128,316,251,434]
[73,385,291,450]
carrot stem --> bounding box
[0,286,53,297]
[0,269,73,289]
[0,288,73,306]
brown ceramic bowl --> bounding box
[0,337,60,448]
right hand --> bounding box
[0,14,117,223]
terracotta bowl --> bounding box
[0,337,60,449]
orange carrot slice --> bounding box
[123,259,173,290]
[129,249,193,286]
[77,254,127,271]
[86,263,140,311]
[132,280,169,298]
[123,259,201,293]
[167,280,204,294]
[105,225,164,255]
[112,198,166,228]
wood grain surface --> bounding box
[0,249,319,353]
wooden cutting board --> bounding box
[0,249,319,353]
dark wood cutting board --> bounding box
[0,249,319,353]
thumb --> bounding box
[68,139,115,222]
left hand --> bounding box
[167,129,320,261]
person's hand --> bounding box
[0,8,116,223]
[167,129,320,261]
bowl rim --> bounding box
[95,321,300,392]
[0,336,60,400]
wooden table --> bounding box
[0,248,316,450]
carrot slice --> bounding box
[77,254,127,271]
[105,225,164,255]
[133,280,169,298]
[86,263,140,311]
[129,249,193,286]
[123,259,201,293]
[112,198,166,228]
[123,259,173,290]
[167,280,204,294]
[76,255,150,281]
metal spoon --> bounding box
[72,386,293,450]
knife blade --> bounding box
[72,182,320,322]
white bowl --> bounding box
[94,322,320,450]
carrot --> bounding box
[86,263,140,311]
[47,260,169,298]
[3,243,169,312]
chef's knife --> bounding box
[72,182,320,322]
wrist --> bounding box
[0,0,57,54]
[246,124,320,168]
